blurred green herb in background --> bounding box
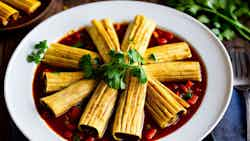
[166,0,250,41]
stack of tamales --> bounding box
[0,0,41,26]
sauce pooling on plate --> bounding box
[33,19,207,141]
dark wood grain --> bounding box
[0,1,248,141]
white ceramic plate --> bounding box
[4,1,233,141]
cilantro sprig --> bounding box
[166,0,250,41]
[79,54,94,78]
[79,49,147,90]
[27,40,48,63]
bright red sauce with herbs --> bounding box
[33,24,207,141]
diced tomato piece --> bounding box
[69,106,81,120]
[164,32,174,40]
[41,111,50,119]
[63,130,73,139]
[186,80,194,88]
[153,31,159,38]
[156,29,164,35]
[101,138,109,141]
[43,68,53,72]
[145,124,151,130]
[195,88,202,93]
[176,91,180,96]
[144,128,157,140]
[188,95,199,105]
[172,84,179,90]
[157,38,168,45]
[65,123,77,130]
[77,132,85,140]
[86,136,95,141]
[115,24,121,31]
[75,33,81,40]
[180,85,188,93]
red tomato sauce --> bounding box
[33,23,207,141]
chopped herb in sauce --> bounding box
[73,41,84,48]
[149,53,157,61]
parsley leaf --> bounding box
[27,40,48,64]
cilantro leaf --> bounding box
[131,66,147,83]
[79,49,147,90]
[128,49,144,64]
[79,54,94,78]
[93,57,101,65]
[72,134,80,141]
[197,15,210,24]
[149,53,157,61]
[211,28,223,40]
[166,0,250,41]
[27,40,48,64]
[73,41,84,48]
[221,27,235,40]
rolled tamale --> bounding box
[144,42,192,64]
[143,61,202,82]
[121,15,156,55]
[0,1,19,26]
[41,79,97,117]
[78,81,118,138]
[113,76,147,140]
[112,15,155,140]
[146,77,190,128]
[87,18,120,63]
[3,0,41,14]
[44,71,84,93]
[42,43,100,69]
[45,43,99,61]
[151,77,190,108]
[78,18,120,138]
[146,77,189,128]
[43,54,79,69]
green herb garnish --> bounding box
[72,134,80,141]
[130,66,148,83]
[128,49,144,64]
[79,49,147,89]
[184,93,192,100]
[79,54,94,79]
[149,53,157,62]
[27,40,48,63]
[166,0,250,40]
[93,57,101,65]
[73,41,84,48]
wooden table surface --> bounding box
[0,0,248,141]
